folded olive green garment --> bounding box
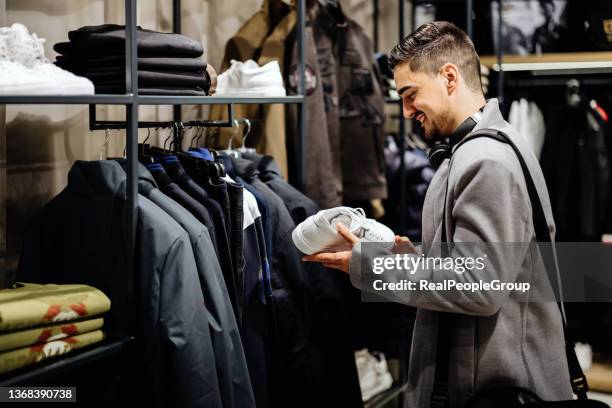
[0,283,110,331]
[0,330,105,374]
[0,318,104,353]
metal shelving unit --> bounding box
[0,0,307,393]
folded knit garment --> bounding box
[0,330,105,374]
[0,318,104,353]
[0,283,110,332]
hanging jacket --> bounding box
[242,151,365,408]
[17,160,223,408]
[383,135,434,242]
[286,5,342,208]
[333,7,387,201]
[540,104,610,241]
[286,2,387,207]
[135,162,256,408]
[231,157,329,408]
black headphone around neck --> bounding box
[428,109,484,170]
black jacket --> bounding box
[18,160,222,408]
[136,163,255,408]
[241,152,364,408]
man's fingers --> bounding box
[303,252,340,263]
[395,235,411,243]
[336,224,359,246]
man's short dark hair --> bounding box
[388,21,482,92]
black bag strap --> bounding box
[431,129,588,408]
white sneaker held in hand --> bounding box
[292,206,395,255]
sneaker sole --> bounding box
[216,86,286,97]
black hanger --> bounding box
[138,128,155,164]
[149,123,177,157]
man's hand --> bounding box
[394,235,418,254]
[302,224,359,273]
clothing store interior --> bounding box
[0,0,612,407]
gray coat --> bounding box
[349,99,573,407]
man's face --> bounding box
[394,63,453,141]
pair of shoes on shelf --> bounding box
[292,206,395,255]
[216,59,286,97]
[0,23,93,95]
[356,349,394,402]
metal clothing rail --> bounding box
[89,104,235,130]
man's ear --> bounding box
[440,63,459,95]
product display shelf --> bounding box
[0,95,306,105]
[480,52,612,72]
[364,381,410,408]
[0,0,307,396]
[586,355,612,393]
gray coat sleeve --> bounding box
[349,157,532,316]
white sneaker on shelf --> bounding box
[292,206,395,255]
[356,349,378,397]
[216,59,286,97]
[0,23,94,95]
[0,60,54,95]
[355,349,395,402]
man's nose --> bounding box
[403,102,415,119]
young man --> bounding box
[304,22,573,407]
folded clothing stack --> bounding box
[0,283,110,374]
[54,24,212,96]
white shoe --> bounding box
[355,349,378,395]
[216,59,286,97]
[0,23,94,95]
[0,60,55,95]
[292,206,395,255]
[355,349,394,401]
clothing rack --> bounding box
[89,104,235,130]
[0,0,307,396]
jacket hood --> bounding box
[67,160,126,197]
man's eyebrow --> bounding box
[397,85,415,96]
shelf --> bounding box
[480,52,612,73]
[0,94,134,105]
[136,95,305,105]
[364,382,409,408]
[0,334,133,386]
[586,355,612,393]
[0,95,305,105]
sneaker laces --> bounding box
[0,25,48,68]
[350,208,389,241]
